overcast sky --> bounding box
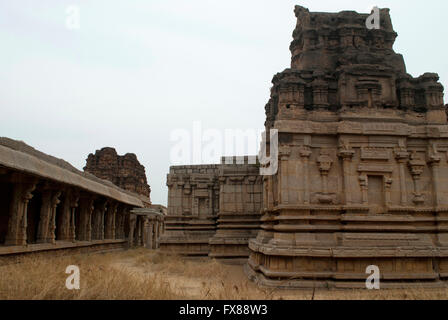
[1,0,447,205]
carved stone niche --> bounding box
[397,77,415,109]
[418,73,444,109]
[278,77,306,107]
[315,150,336,204]
[355,79,382,108]
[408,151,426,204]
[311,77,329,107]
[356,164,393,209]
[317,151,333,175]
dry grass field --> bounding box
[1,249,448,300]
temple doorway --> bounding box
[368,175,384,214]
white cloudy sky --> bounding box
[1,0,447,205]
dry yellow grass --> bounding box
[1,249,448,300]
[0,250,180,300]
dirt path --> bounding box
[108,251,448,300]
[110,257,231,298]
[109,253,308,299]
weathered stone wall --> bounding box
[161,165,219,256]
[209,157,263,262]
[161,159,263,261]
[84,147,151,199]
[246,6,448,289]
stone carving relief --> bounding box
[314,150,337,204]
[408,151,426,204]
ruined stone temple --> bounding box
[160,157,263,262]
[0,138,164,260]
[164,6,448,288]
[84,147,151,200]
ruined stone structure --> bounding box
[84,147,151,199]
[162,164,220,256]
[245,6,448,288]
[161,157,263,261]
[129,208,165,249]
[4,4,445,290]
[163,6,448,287]
[209,157,263,262]
[0,138,160,260]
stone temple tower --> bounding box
[246,6,448,288]
[84,147,151,200]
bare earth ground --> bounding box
[1,248,448,300]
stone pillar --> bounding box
[154,219,159,249]
[128,213,136,247]
[317,150,333,195]
[105,202,117,240]
[279,149,291,204]
[208,186,213,216]
[192,187,198,216]
[48,191,62,244]
[77,196,94,241]
[5,177,37,246]
[114,206,122,239]
[57,191,73,241]
[115,206,126,239]
[408,152,426,205]
[395,149,409,206]
[92,200,107,240]
[219,177,226,211]
[134,217,139,246]
[428,144,442,206]
[36,188,61,244]
[100,202,107,240]
[142,217,149,248]
[384,175,393,206]
[158,217,163,248]
[359,174,368,205]
[147,218,154,249]
[142,218,146,247]
[338,145,355,205]
[262,176,269,209]
[138,217,143,246]
[299,145,312,204]
[68,193,79,243]
[180,183,185,215]
[265,177,274,209]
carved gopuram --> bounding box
[245,6,448,288]
[84,147,151,199]
[0,138,154,261]
[209,157,263,263]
